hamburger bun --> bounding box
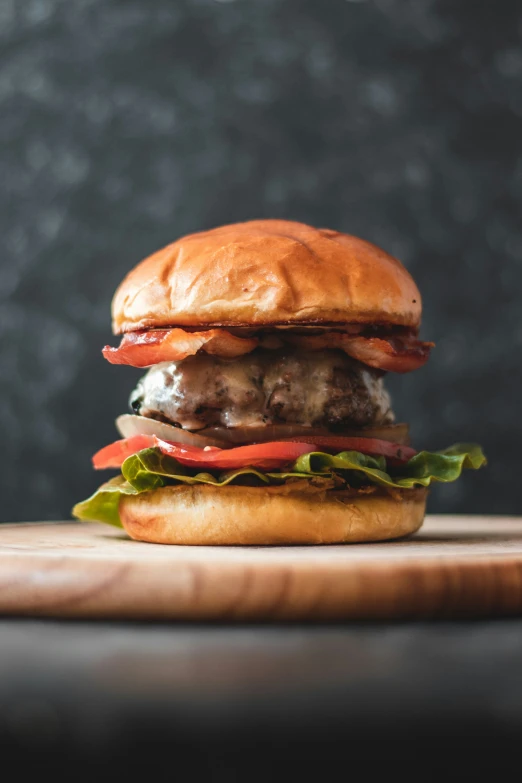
[112,219,421,334]
[119,484,428,546]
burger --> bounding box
[73,219,485,545]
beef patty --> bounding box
[130,349,394,431]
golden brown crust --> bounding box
[119,484,427,545]
[112,219,422,334]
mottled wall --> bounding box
[1,0,521,521]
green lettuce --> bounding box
[293,443,487,489]
[122,447,272,489]
[120,447,327,488]
[72,475,139,528]
[72,443,486,527]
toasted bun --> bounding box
[119,484,427,545]
[112,219,422,334]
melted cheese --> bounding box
[132,350,394,430]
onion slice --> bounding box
[115,414,225,449]
[198,422,410,446]
[340,423,411,446]
[116,415,411,450]
[197,424,331,445]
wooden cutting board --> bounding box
[1,517,522,620]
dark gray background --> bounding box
[1,0,521,522]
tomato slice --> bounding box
[93,436,314,470]
[92,434,156,469]
[279,436,416,463]
[92,434,416,471]
[154,438,315,470]
[93,435,220,469]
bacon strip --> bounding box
[283,333,434,373]
[102,328,259,367]
[103,327,433,373]
[341,335,433,373]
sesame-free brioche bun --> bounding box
[119,484,428,546]
[112,219,422,334]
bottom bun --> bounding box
[119,484,428,545]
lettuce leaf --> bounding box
[121,448,273,489]
[72,475,138,528]
[72,443,486,526]
[293,443,487,489]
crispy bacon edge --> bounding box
[283,333,434,373]
[102,328,259,367]
[102,327,433,372]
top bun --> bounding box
[112,219,422,334]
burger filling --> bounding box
[75,336,488,530]
[129,349,394,431]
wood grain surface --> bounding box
[1,517,522,620]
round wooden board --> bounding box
[1,517,522,620]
